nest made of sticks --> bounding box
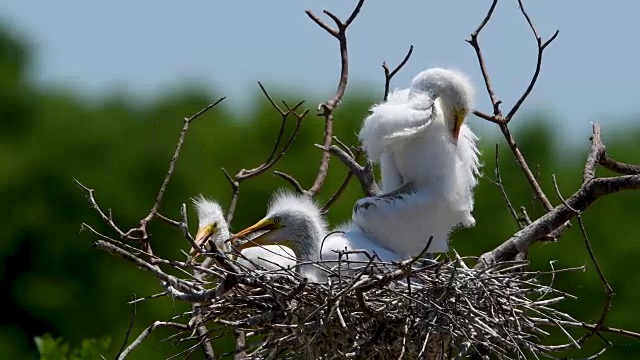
[164,251,581,359]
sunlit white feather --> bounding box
[353,68,481,256]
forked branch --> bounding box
[382,45,414,101]
[304,0,365,197]
[223,84,308,224]
[479,123,640,266]
[76,98,226,255]
[467,0,559,229]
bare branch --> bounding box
[234,329,247,360]
[575,215,615,345]
[486,143,522,229]
[477,174,640,267]
[273,171,305,194]
[145,97,226,220]
[482,122,640,261]
[498,123,554,212]
[584,123,604,183]
[552,172,616,346]
[586,123,640,180]
[467,0,559,223]
[137,98,226,243]
[223,86,307,224]
[93,240,195,293]
[317,144,379,196]
[116,321,189,360]
[505,0,559,121]
[466,0,502,118]
[382,45,414,101]
[600,155,640,176]
[321,171,354,214]
[74,179,130,240]
[305,0,365,197]
[114,296,138,360]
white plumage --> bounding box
[230,190,404,282]
[353,68,481,256]
[192,195,297,272]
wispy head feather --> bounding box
[192,195,226,227]
[267,190,326,228]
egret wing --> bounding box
[352,187,458,256]
[359,89,434,162]
[379,151,403,192]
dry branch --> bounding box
[304,0,365,198]
[223,84,308,225]
[468,0,558,220]
[478,124,640,267]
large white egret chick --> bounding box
[353,68,481,256]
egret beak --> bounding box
[228,218,281,250]
[191,224,214,255]
[452,109,466,141]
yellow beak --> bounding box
[228,218,279,251]
[191,224,213,255]
[452,109,466,141]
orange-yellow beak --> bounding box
[191,224,214,255]
[227,218,281,251]
[452,109,466,141]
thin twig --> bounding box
[223,86,307,224]
[321,171,354,214]
[486,143,522,229]
[382,45,414,101]
[116,321,189,360]
[113,296,138,360]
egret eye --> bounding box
[273,216,281,224]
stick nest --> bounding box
[172,253,580,359]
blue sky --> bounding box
[1,0,638,142]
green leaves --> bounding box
[35,334,111,360]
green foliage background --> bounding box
[1,23,639,359]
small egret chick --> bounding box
[192,195,296,272]
[353,68,481,256]
[229,190,404,282]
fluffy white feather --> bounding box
[353,68,481,256]
[192,195,297,272]
[231,190,404,282]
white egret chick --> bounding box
[192,195,296,272]
[229,190,404,282]
[353,68,481,256]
